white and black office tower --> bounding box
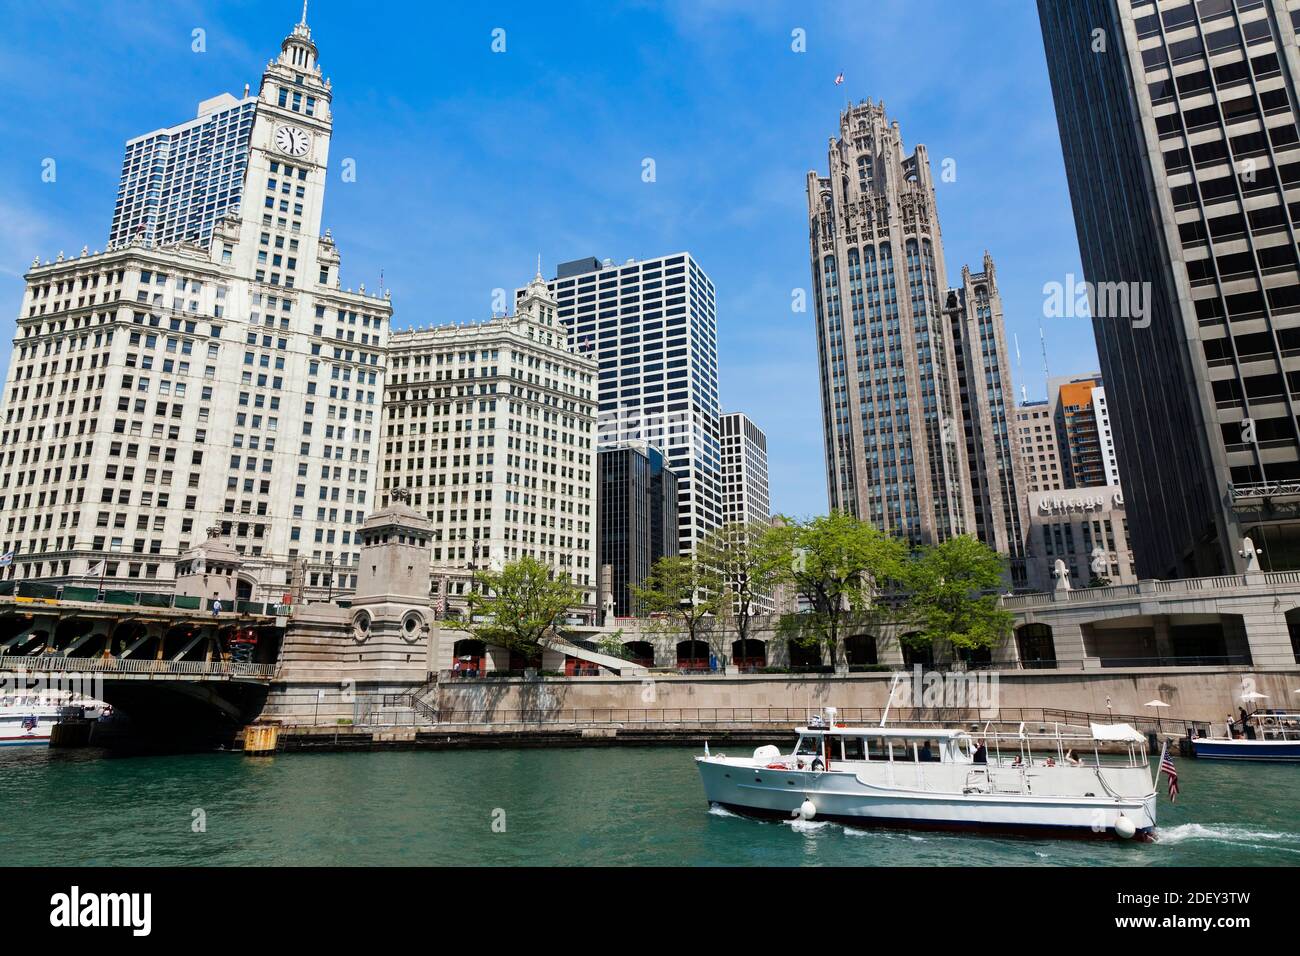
[518,254,722,555]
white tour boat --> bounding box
[0,693,105,747]
[697,708,1161,840]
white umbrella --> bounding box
[1241,691,1269,701]
[1144,699,1170,732]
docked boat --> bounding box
[697,709,1161,840]
[0,693,105,747]
[1191,710,1300,762]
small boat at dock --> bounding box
[1190,710,1300,762]
[697,708,1161,840]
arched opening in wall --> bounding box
[235,577,254,603]
[787,639,824,671]
[844,634,878,669]
[1015,623,1056,668]
[676,640,710,673]
[623,641,655,668]
[732,639,766,672]
[900,635,933,669]
[452,639,486,677]
[954,644,994,669]
[1287,608,1300,664]
[508,646,543,672]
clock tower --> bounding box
[234,8,334,266]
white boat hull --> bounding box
[0,715,55,746]
[697,758,1157,839]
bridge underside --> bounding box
[98,679,271,748]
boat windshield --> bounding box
[794,735,822,756]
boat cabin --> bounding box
[792,727,974,766]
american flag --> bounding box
[1160,750,1179,802]
[834,72,845,86]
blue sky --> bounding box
[0,0,1098,518]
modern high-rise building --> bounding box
[518,253,722,555]
[718,411,774,612]
[719,412,771,528]
[597,441,679,617]
[1016,374,1120,494]
[109,92,258,251]
[807,100,975,547]
[945,255,1030,584]
[0,14,391,601]
[381,273,598,609]
[1038,0,1300,575]
[1052,375,1114,490]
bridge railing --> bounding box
[1001,568,1300,608]
[0,653,275,680]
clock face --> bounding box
[274,125,310,157]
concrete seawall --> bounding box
[262,664,1300,728]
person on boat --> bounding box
[972,740,987,764]
[1226,714,1237,738]
[1065,748,1081,766]
[1240,707,1256,740]
[919,741,933,762]
[1012,755,1023,768]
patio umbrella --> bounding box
[1144,699,1170,732]
[1241,691,1269,701]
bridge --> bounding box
[0,584,284,736]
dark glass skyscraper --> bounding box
[597,442,679,617]
[1038,0,1300,576]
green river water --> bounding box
[1,746,1297,866]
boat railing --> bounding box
[973,724,1149,770]
[1251,712,1300,741]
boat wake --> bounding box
[707,804,743,820]
[1158,823,1300,853]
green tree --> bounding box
[451,556,583,654]
[631,555,724,662]
[772,511,908,664]
[902,535,1013,655]
[694,521,788,648]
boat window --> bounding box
[865,737,887,760]
[795,735,822,756]
[840,737,865,761]
[888,739,917,762]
